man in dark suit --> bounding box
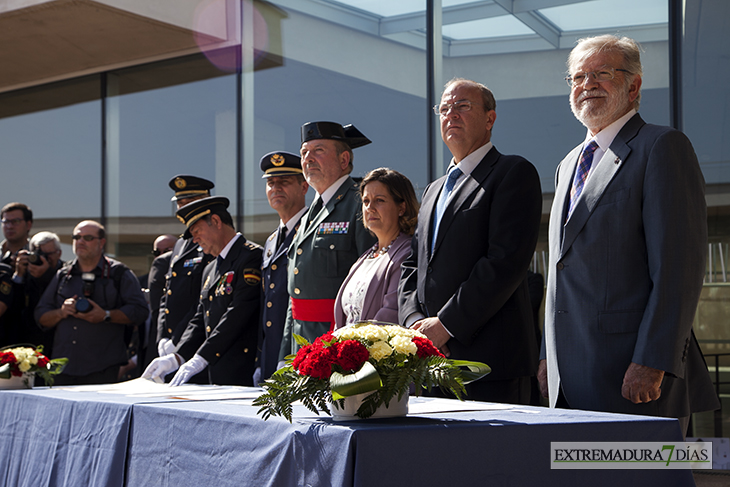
[254,151,308,383]
[143,196,262,386]
[539,35,719,429]
[278,122,377,360]
[156,176,214,364]
[398,78,542,404]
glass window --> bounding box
[0,76,101,259]
[104,54,238,275]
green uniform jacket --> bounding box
[279,177,376,359]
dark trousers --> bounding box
[53,364,120,386]
[425,376,532,405]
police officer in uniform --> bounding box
[254,151,308,383]
[156,176,215,366]
[278,122,377,361]
[143,196,263,386]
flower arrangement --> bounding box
[254,322,491,421]
[0,345,68,387]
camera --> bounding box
[27,250,46,266]
[75,297,92,313]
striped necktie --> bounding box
[567,141,599,221]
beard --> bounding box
[570,82,632,132]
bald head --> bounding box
[153,234,177,255]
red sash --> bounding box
[291,297,336,331]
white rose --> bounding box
[18,360,31,372]
[367,341,393,361]
[390,335,417,356]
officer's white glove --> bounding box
[169,354,208,387]
[142,353,181,382]
[252,367,262,386]
[157,338,175,357]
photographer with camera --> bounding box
[8,232,64,354]
[36,221,148,385]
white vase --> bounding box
[330,391,408,421]
[0,372,35,390]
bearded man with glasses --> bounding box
[540,35,719,434]
[35,220,148,385]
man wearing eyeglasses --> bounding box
[7,232,64,356]
[539,35,718,431]
[398,78,542,404]
[35,221,149,385]
[1,202,33,272]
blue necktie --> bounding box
[431,166,463,252]
[567,141,599,221]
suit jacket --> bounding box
[157,238,214,345]
[398,147,542,380]
[142,251,171,368]
[257,217,301,380]
[279,177,377,358]
[334,232,412,329]
[543,113,719,417]
[176,236,262,386]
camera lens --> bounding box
[75,297,91,313]
[27,251,41,265]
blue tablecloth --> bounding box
[0,386,695,486]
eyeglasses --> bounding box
[433,99,473,116]
[565,66,630,88]
[1,218,25,226]
[72,234,102,242]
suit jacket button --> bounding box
[297,248,303,255]
[167,328,172,333]
[294,288,301,295]
[271,264,277,271]
[209,296,213,301]
[329,244,335,249]
[556,262,564,270]
[294,268,299,275]
[164,309,169,314]
[267,301,273,308]
[187,271,191,276]
[270,283,275,289]
[206,310,210,317]
[172,271,177,277]
[167,290,172,295]
[244,348,249,353]
[216,353,220,357]
[206,326,211,333]
[266,321,272,327]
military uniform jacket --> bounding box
[257,217,301,380]
[176,236,262,386]
[279,177,376,357]
[157,238,213,345]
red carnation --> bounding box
[292,344,313,371]
[293,333,339,379]
[334,340,369,372]
[413,336,444,358]
[36,355,50,368]
[0,351,16,366]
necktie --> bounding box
[308,197,323,227]
[276,225,288,250]
[431,166,463,252]
[567,141,599,221]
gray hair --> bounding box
[443,78,496,112]
[568,35,643,109]
[30,231,61,252]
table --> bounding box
[0,384,695,486]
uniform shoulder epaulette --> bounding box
[245,241,263,251]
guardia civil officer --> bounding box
[143,197,263,386]
[155,176,215,364]
[254,151,308,383]
[278,122,377,361]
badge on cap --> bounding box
[174,177,187,189]
[271,154,285,166]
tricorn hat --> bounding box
[176,196,230,239]
[259,151,303,179]
[168,175,214,202]
[300,121,371,149]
